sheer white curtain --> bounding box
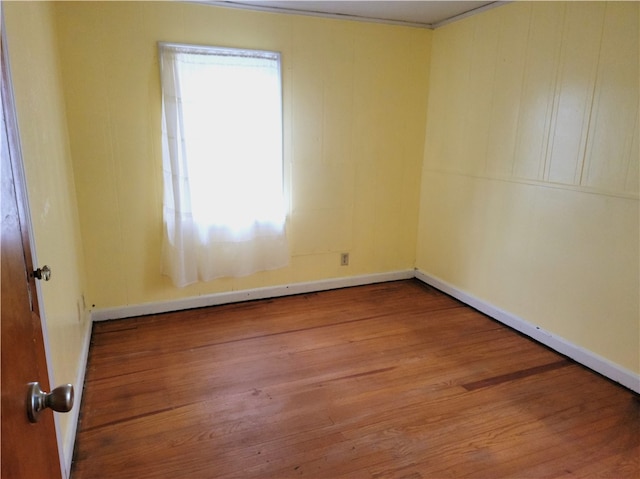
[159,43,288,287]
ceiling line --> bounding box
[430,1,505,29]
[194,1,505,30]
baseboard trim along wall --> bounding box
[89,268,639,394]
[414,269,640,394]
[62,320,92,479]
[91,270,415,322]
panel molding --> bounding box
[426,1,639,199]
[422,166,640,201]
[414,269,640,394]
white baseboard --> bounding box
[91,270,415,322]
[89,268,638,394]
[62,320,92,478]
[414,269,640,394]
[65,267,638,479]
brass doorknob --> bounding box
[26,382,74,423]
[32,265,51,281]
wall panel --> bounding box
[417,1,639,374]
[53,2,431,308]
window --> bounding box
[159,43,288,287]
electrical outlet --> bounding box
[340,253,349,266]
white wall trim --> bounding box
[414,269,640,394]
[61,320,92,478]
[58,271,640,477]
[90,269,639,394]
[195,1,434,29]
[91,270,415,322]
[430,1,508,29]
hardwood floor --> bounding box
[71,280,639,478]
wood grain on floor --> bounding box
[71,280,639,478]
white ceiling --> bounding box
[206,1,503,28]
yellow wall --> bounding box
[4,0,637,469]
[4,0,91,463]
[53,1,431,310]
[6,0,638,424]
[417,1,639,373]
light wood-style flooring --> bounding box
[71,280,639,478]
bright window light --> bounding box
[159,43,288,286]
